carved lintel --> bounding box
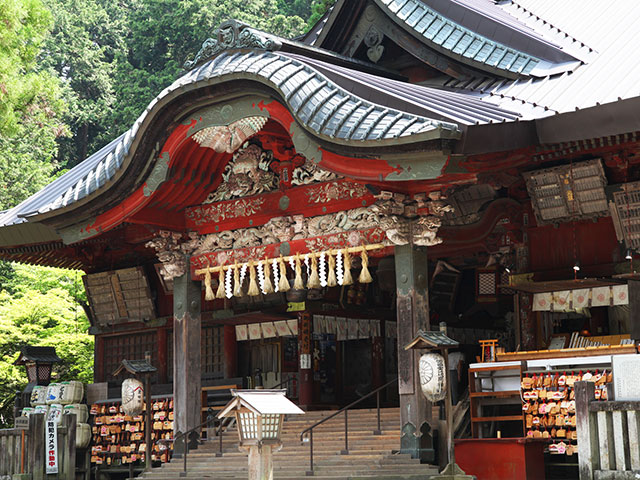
[193,207,382,256]
[371,193,453,246]
[184,19,282,70]
[146,231,200,281]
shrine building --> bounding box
[3,0,640,474]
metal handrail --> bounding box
[299,377,398,476]
[156,408,233,477]
[271,375,294,390]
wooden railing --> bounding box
[576,381,640,480]
[0,413,77,480]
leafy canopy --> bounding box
[0,264,92,427]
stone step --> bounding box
[140,408,437,480]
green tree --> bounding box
[0,0,67,208]
[40,0,128,168]
[308,0,336,28]
[112,0,308,131]
[0,264,92,427]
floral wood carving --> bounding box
[305,181,370,204]
[187,197,265,225]
[146,231,200,281]
[184,19,282,70]
[193,207,383,256]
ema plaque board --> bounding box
[613,354,640,401]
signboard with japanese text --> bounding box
[46,419,58,474]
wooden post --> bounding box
[28,413,44,478]
[371,335,384,390]
[223,325,238,378]
[20,430,25,473]
[157,328,168,384]
[95,335,105,382]
[145,363,152,471]
[442,348,455,468]
[628,280,640,341]
[61,413,77,480]
[173,255,202,453]
[576,381,597,480]
[394,244,432,461]
[298,312,313,408]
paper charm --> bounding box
[591,286,611,307]
[612,284,629,305]
[287,318,298,335]
[274,320,292,337]
[235,325,248,341]
[248,323,262,340]
[261,322,277,338]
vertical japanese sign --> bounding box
[46,419,58,474]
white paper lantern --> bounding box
[419,353,447,402]
[121,378,144,416]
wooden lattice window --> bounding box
[103,332,158,381]
[202,326,224,378]
[167,325,224,380]
[611,181,640,249]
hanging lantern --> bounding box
[419,353,447,402]
[122,378,144,416]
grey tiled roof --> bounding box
[378,0,581,77]
[428,0,640,120]
[1,49,487,229]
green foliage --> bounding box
[111,0,309,132]
[308,0,336,28]
[0,264,93,427]
[40,0,127,167]
[0,0,67,210]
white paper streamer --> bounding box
[304,254,310,277]
[272,259,279,293]
[257,262,266,295]
[240,263,248,284]
[336,250,344,285]
[319,252,327,287]
[225,267,233,299]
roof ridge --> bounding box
[509,1,595,54]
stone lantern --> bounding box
[218,389,304,480]
[13,346,61,416]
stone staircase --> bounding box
[140,407,439,479]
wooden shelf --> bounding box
[469,363,525,438]
[470,390,521,398]
[471,415,525,423]
[497,344,636,361]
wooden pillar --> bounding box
[575,381,597,480]
[94,336,105,383]
[157,328,168,384]
[371,335,384,390]
[298,312,313,408]
[628,280,640,341]
[172,257,202,452]
[223,325,238,378]
[394,244,433,461]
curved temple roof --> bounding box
[378,0,581,77]
[1,47,495,230]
